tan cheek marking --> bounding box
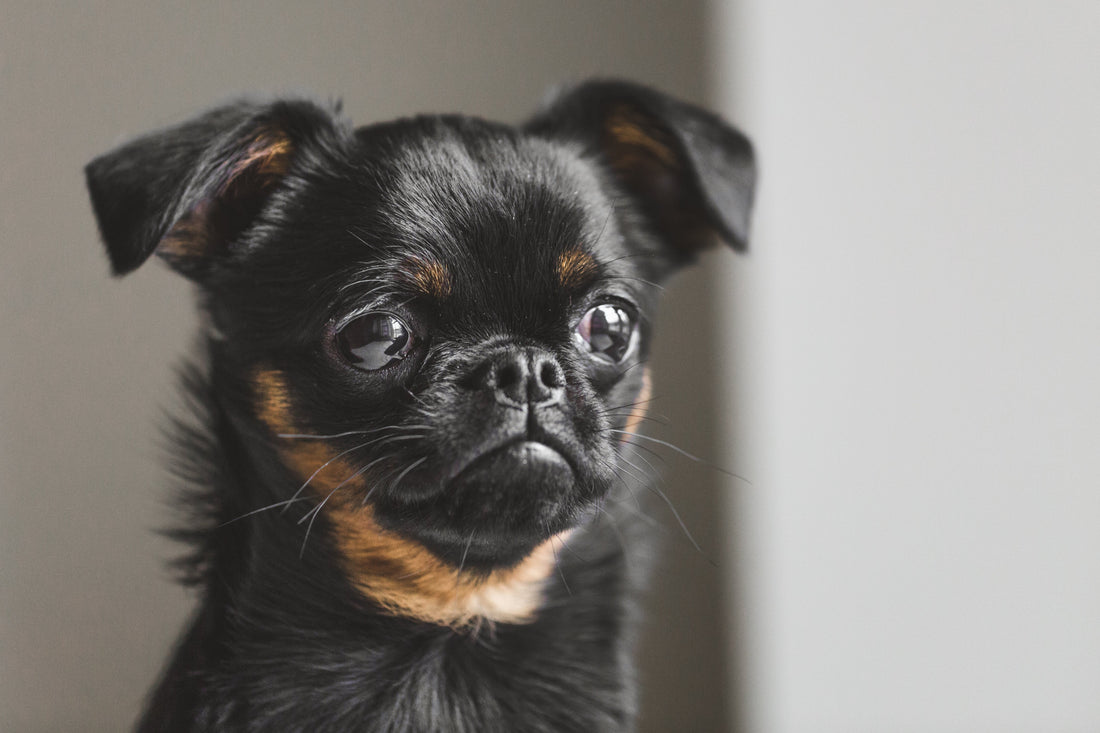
[281,440,369,494]
[400,257,452,299]
[253,366,295,435]
[557,248,599,290]
[252,367,367,492]
[250,366,561,627]
[621,369,652,441]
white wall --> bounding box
[714,1,1100,731]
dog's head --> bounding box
[86,81,754,625]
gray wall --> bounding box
[0,3,734,730]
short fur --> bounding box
[85,80,754,732]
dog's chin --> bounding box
[384,440,604,570]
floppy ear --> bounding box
[85,100,343,280]
[526,80,756,260]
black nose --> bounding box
[469,347,565,407]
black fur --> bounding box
[85,80,754,732]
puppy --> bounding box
[86,80,754,732]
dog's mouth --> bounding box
[376,430,604,569]
[444,436,580,523]
[449,439,575,490]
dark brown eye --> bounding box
[575,303,636,362]
[336,313,414,371]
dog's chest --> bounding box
[220,599,632,732]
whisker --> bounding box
[554,530,589,563]
[616,358,651,379]
[387,456,428,493]
[603,412,668,428]
[601,456,712,558]
[598,251,652,267]
[344,229,394,260]
[295,451,413,557]
[546,528,572,596]
[280,433,422,516]
[277,425,431,440]
[595,456,643,510]
[604,494,665,531]
[455,531,475,585]
[218,496,313,526]
[594,206,613,245]
[618,438,668,466]
[589,273,665,292]
[599,395,659,414]
[596,505,632,572]
[610,429,752,485]
[643,482,706,559]
[311,453,399,507]
[358,474,386,508]
[298,483,342,558]
[622,446,661,482]
[613,454,652,487]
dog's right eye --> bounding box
[574,302,636,363]
[336,313,415,371]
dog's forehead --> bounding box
[366,116,599,201]
[366,118,608,249]
[340,117,618,317]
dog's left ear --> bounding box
[526,80,756,264]
[85,100,343,281]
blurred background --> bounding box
[1,2,1096,731]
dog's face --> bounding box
[221,119,650,569]
[86,82,754,624]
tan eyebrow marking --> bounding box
[557,248,599,290]
[399,257,452,299]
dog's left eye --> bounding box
[336,313,415,371]
[575,303,636,363]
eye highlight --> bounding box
[336,313,415,371]
[574,303,636,363]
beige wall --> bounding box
[0,2,737,730]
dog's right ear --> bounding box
[85,100,344,280]
[526,80,755,270]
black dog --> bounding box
[86,79,754,732]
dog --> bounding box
[85,79,754,732]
